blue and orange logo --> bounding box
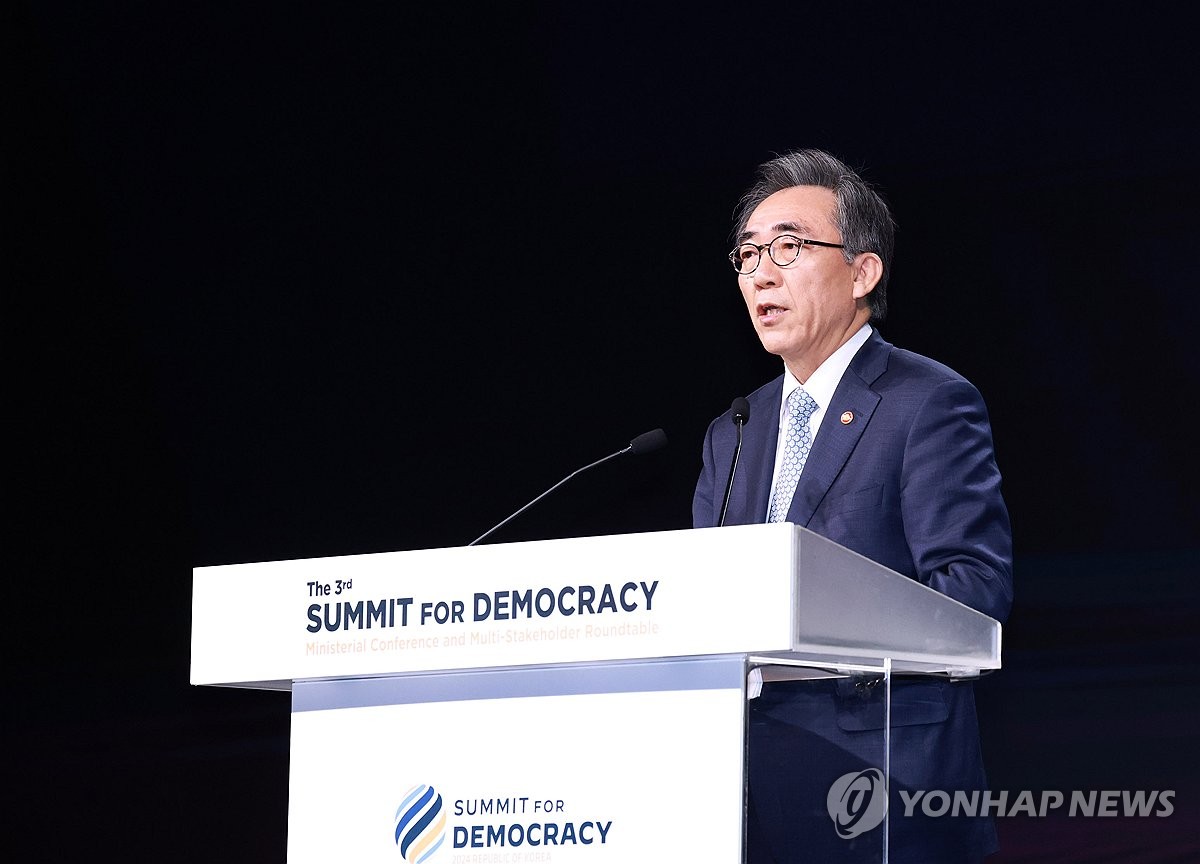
[395,784,446,863]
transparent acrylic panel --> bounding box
[745,662,891,863]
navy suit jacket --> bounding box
[693,330,1013,862]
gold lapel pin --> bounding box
[840,411,854,425]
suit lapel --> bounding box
[786,332,889,526]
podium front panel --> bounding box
[287,658,748,863]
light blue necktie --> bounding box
[767,387,818,523]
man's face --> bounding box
[737,185,872,379]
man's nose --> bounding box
[752,254,781,288]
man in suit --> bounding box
[694,149,1013,863]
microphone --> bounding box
[718,397,750,527]
[467,428,668,547]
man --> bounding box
[694,149,1013,863]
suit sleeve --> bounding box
[900,378,1014,624]
[692,417,721,529]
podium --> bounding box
[191,523,1001,863]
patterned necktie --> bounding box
[767,387,818,523]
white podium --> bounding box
[191,523,1000,863]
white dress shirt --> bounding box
[765,323,873,518]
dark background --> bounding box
[9,2,1199,861]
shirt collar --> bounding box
[781,323,872,410]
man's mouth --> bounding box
[757,303,787,321]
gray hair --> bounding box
[733,148,895,321]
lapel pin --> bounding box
[840,411,854,425]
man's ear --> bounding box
[851,252,883,299]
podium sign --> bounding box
[191,524,800,689]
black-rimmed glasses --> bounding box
[729,233,846,274]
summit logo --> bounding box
[395,784,446,863]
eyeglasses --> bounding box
[729,233,846,274]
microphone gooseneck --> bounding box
[718,398,750,527]
[467,428,669,547]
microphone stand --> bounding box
[467,429,667,547]
[467,449,628,547]
[719,399,749,527]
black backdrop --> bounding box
[9,2,1200,861]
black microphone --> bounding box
[718,397,750,527]
[467,428,668,546]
